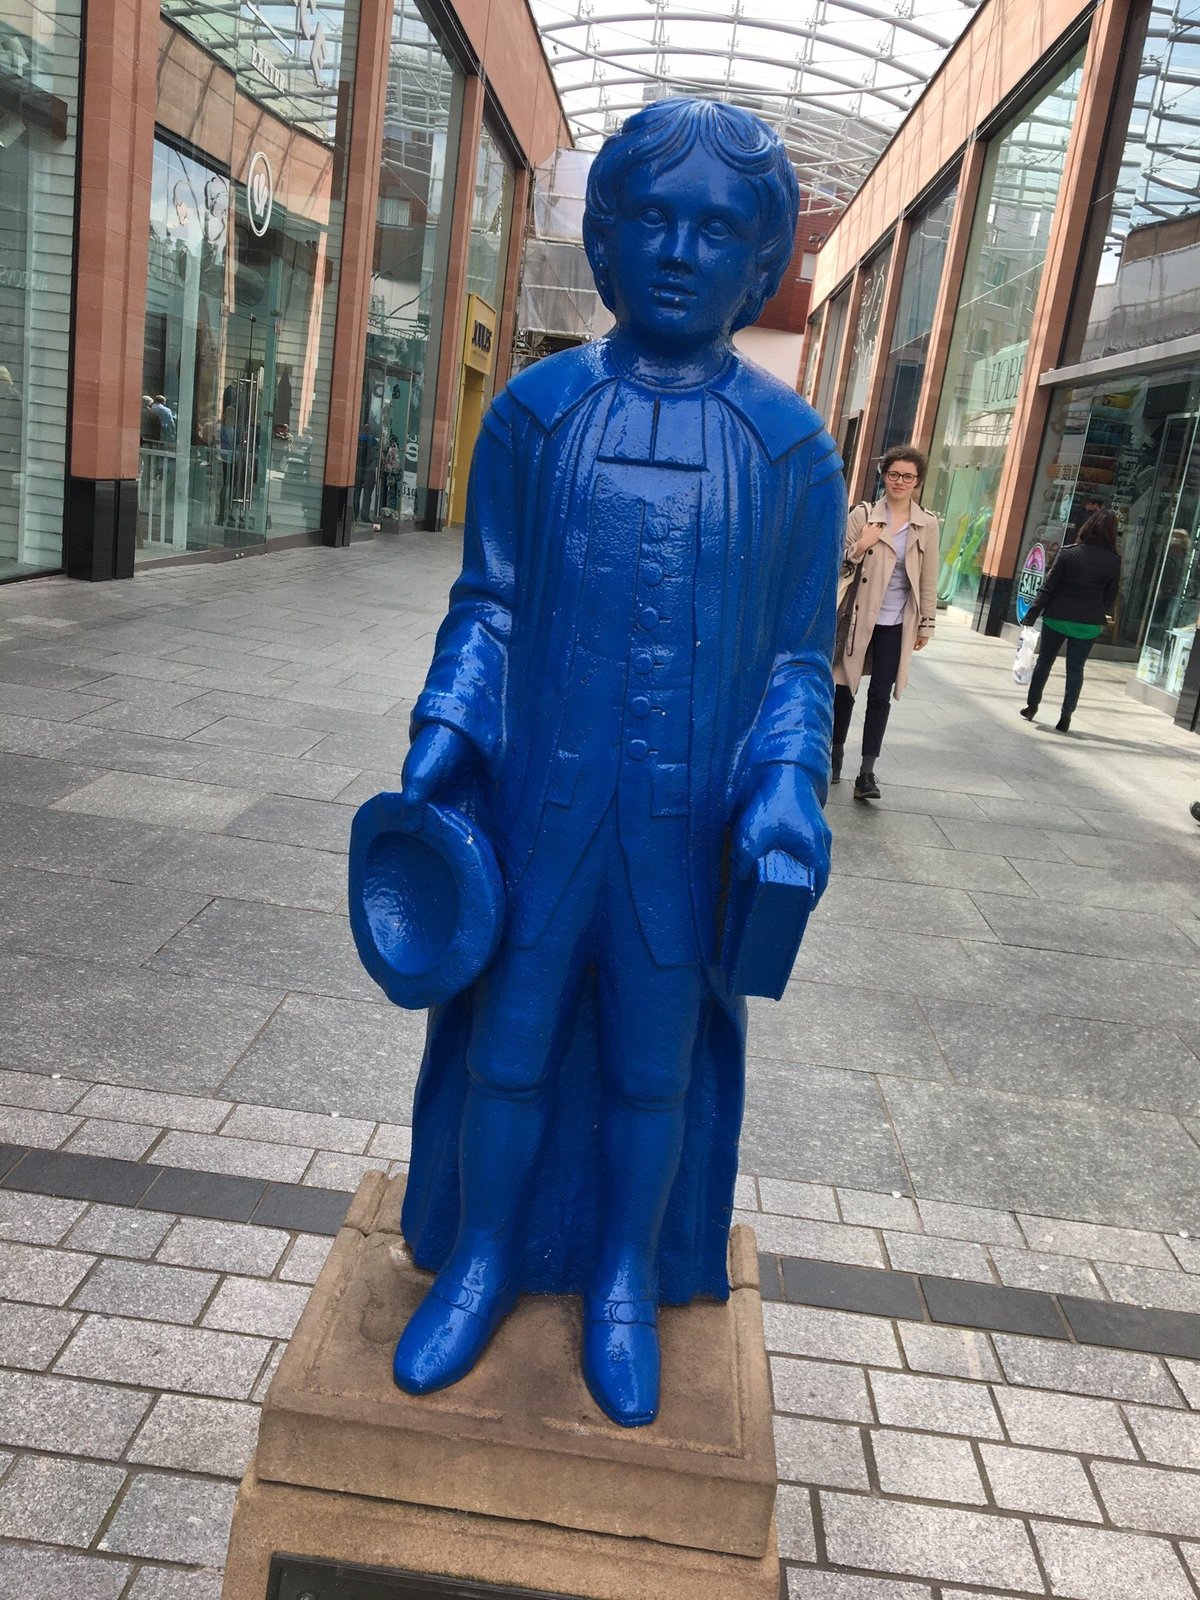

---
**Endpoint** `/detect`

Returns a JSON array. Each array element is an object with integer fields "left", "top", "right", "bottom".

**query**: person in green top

[{"left": 1020, "top": 510, "right": 1121, "bottom": 733}]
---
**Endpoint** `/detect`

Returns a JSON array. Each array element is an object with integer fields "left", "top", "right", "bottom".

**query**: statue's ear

[
  {"left": 583, "top": 222, "right": 617, "bottom": 314},
  {"left": 733, "top": 266, "right": 773, "bottom": 332}
]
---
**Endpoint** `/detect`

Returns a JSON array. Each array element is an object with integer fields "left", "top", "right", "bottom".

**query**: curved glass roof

[{"left": 530, "top": 0, "right": 981, "bottom": 203}]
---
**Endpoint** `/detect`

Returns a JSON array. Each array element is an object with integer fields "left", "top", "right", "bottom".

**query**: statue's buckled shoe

[
  {"left": 393, "top": 1276, "right": 516, "bottom": 1396},
  {"left": 582, "top": 1297, "right": 660, "bottom": 1428}
]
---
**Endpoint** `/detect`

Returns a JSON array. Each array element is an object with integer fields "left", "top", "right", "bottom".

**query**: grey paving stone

[
  {"left": 990, "top": 1244, "right": 1104, "bottom": 1299},
  {"left": 935, "top": 817, "right": 1071, "bottom": 862},
  {"left": 0, "top": 1190, "right": 86, "bottom": 1244},
  {"left": 0, "top": 1542, "right": 131, "bottom": 1600},
  {"left": 151, "top": 898, "right": 379, "bottom": 1003},
  {"left": 220, "top": 1102, "right": 374, "bottom": 1154},
  {"left": 832, "top": 807, "right": 957, "bottom": 852},
  {"left": 915, "top": 1198, "right": 1024, "bottom": 1247},
  {"left": 54, "top": 770, "right": 259, "bottom": 831},
  {"left": 0, "top": 1454, "right": 127, "bottom": 1545},
  {"left": 973, "top": 892, "right": 1200, "bottom": 967},
  {"left": 152, "top": 1130, "right": 313, "bottom": 1184},
  {"left": 736, "top": 1211, "right": 885, "bottom": 1268},
  {"left": 833, "top": 838, "right": 1034, "bottom": 896},
  {"left": 770, "top": 1355, "right": 874, "bottom": 1422},
  {"left": 1092, "top": 1460, "right": 1200, "bottom": 1537},
  {"left": 741, "top": 1060, "right": 908, "bottom": 1191},
  {"left": 761, "top": 1303, "right": 903, "bottom": 1368},
  {"left": 787, "top": 1576, "right": 933, "bottom": 1600},
  {"left": 922, "top": 999, "right": 1200, "bottom": 1115},
  {"left": 773, "top": 1416, "right": 869, "bottom": 1488},
  {"left": 0, "top": 1239, "right": 95, "bottom": 1305},
  {"left": 126, "top": 1569, "right": 223, "bottom": 1600},
  {"left": 55, "top": 1315, "right": 273, "bottom": 1400},
  {"left": 174, "top": 745, "right": 361, "bottom": 803},
  {"left": 224, "top": 791, "right": 354, "bottom": 852},
  {"left": 897, "top": 1323, "right": 1001, "bottom": 1382},
  {"left": 994, "top": 1335, "right": 1182, "bottom": 1406},
  {"left": 1032, "top": 1519, "right": 1196, "bottom": 1600},
  {"left": 1099, "top": 1261, "right": 1200, "bottom": 1314},
  {"left": 1123, "top": 1404, "right": 1200, "bottom": 1467},
  {"left": 757, "top": 1177, "right": 840, "bottom": 1221},
  {"left": 775, "top": 1484, "right": 817, "bottom": 1562},
  {"left": 995, "top": 1386, "right": 1136, "bottom": 1458},
  {"left": 155, "top": 1216, "right": 290, "bottom": 1276},
  {"left": 366, "top": 1122, "right": 413, "bottom": 1162},
  {"left": 1, "top": 953, "right": 282, "bottom": 1095},
  {"left": 66, "top": 1118, "right": 163, "bottom": 1160},
  {"left": 838, "top": 1189, "right": 921, "bottom": 1231},
  {"left": 202, "top": 1277, "right": 311, "bottom": 1338},
  {"left": 0, "top": 709, "right": 97, "bottom": 756},
  {"left": 73, "top": 1085, "right": 232, "bottom": 1133},
  {"left": 0, "top": 1066, "right": 91, "bottom": 1110},
  {"left": 820, "top": 1491, "right": 1041, "bottom": 1590},
  {"left": 1015, "top": 857, "right": 1200, "bottom": 917},
  {"left": 980, "top": 1442, "right": 1102, "bottom": 1522},
  {"left": 252, "top": 1340, "right": 286, "bottom": 1402},
  {"left": 1017, "top": 1216, "right": 1178, "bottom": 1269},
  {"left": 0, "top": 751, "right": 102, "bottom": 805},
  {"left": 65, "top": 728, "right": 212, "bottom": 777},
  {"left": 871, "top": 1429, "right": 986, "bottom": 1504},
  {"left": 64, "top": 1205, "right": 175, "bottom": 1259},
  {"left": 789, "top": 926, "right": 983, "bottom": 1004},
  {"left": 71, "top": 1258, "right": 218, "bottom": 1324},
  {"left": 0, "top": 1302, "right": 80, "bottom": 1370},
  {"left": 127, "top": 1393, "right": 260, "bottom": 1477},
  {"left": 221, "top": 993, "right": 428, "bottom": 1125},
  {"left": 868, "top": 1371, "right": 1002, "bottom": 1438},
  {"left": 883, "top": 1080, "right": 1200, "bottom": 1234},
  {"left": 99, "top": 1471, "right": 238, "bottom": 1565},
  {"left": 0, "top": 868, "right": 212, "bottom": 967},
  {"left": 121, "top": 829, "right": 349, "bottom": 914},
  {"left": 1171, "top": 1234, "right": 1200, "bottom": 1271},
  {"left": 0, "top": 1367, "right": 151, "bottom": 1454},
  {"left": 884, "top": 1233, "right": 994, "bottom": 1283},
  {"left": 812, "top": 874, "right": 996, "bottom": 939},
  {"left": 0, "top": 800, "right": 172, "bottom": 882},
  {"left": 734, "top": 1173, "right": 758, "bottom": 1210},
  {"left": 1168, "top": 1359, "right": 1200, "bottom": 1406},
  {"left": 75, "top": 700, "right": 225, "bottom": 739},
  {"left": 279, "top": 1233, "right": 333, "bottom": 1284},
  {"left": 0, "top": 1105, "right": 80, "bottom": 1147},
  {"left": 303, "top": 1150, "right": 392, "bottom": 1191},
  {"left": 190, "top": 716, "right": 327, "bottom": 758}
]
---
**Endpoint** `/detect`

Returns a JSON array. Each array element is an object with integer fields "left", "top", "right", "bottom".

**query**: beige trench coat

[{"left": 834, "top": 497, "right": 939, "bottom": 697}]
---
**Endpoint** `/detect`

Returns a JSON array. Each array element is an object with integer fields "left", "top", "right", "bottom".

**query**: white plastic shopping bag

[{"left": 1012, "top": 625, "right": 1039, "bottom": 686}]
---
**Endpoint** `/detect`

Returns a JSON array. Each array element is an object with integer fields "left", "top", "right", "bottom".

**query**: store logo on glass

[
  {"left": 247, "top": 152, "right": 274, "bottom": 238},
  {"left": 297, "top": 0, "right": 329, "bottom": 85}
]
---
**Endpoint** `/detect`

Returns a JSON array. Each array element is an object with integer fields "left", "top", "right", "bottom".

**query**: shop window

[
  {"left": 0, "top": 0, "right": 81, "bottom": 580},
  {"left": 926, "top": 53, "right": 1086, "bottom": 612},
  {"left": 812, "top": 283, "right": 849, "bottom": 428},
  {"left": 838, "top": 242, "right": 892, "bottom": 479},
  {"left": 800, "top": 306, "right": 823, "bottom": 400}
]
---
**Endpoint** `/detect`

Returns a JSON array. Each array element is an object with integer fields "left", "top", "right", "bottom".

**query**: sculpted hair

[{"left": 584, "top": 98, "right": 801, "bottom": 331}]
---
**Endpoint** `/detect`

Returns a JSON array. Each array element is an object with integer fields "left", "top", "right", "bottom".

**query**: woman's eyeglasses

[{"left": 884, "top": 470, "right": 919, "bottom": 483}]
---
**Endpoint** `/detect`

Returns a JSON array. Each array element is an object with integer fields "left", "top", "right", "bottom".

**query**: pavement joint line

[{"left": 1, "top": 1141, "right": 1198, "bottom": 1360}]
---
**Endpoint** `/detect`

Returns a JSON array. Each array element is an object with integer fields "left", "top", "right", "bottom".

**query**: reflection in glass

[
  {"left": 838, "top": 243, "right": 892, "bottom": 478},
  {"left": 355, "top": 0, "right": 460, "bottom": 528},
  {"left": 869, "top": 185, "right": 957, "bottom": 477},
  {"left": 0, "top": 0, "right": 81, "bottom": 579},
  {"left": 467, "top": 124, "right": 514, "bottom": 319},
  {"left": 1078, "top": 0, "right": 1200, "bottom": 360},
  {"left": 800, "top": 307, "right": 823, "bottom": 400},
  {"left": 926, "top": 54, "right": 1085, "bottom": 612},
  {"left": 812, "top": 284, "right": 849, "bottom": 429}
]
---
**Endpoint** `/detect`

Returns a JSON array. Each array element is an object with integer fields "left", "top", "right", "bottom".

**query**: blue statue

[{"left": 350, "top": 98, "right": 844, "bottom": 1428}]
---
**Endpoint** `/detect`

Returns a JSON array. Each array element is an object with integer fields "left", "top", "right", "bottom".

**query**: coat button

[
  {"left": 634, "top": 652, "right": 654, "bottom": 673},
  {"left": 630, "top": 695, "right": 651, "bottom": 717},
  {"left": 627, "top": 738, "right": 648, "bottom": 760},
  {"left": 641, "top": 562, "right": 663, "bottom": 586},
  {"left": 639, "top": 607, "right": 659, "bottom": 631}
]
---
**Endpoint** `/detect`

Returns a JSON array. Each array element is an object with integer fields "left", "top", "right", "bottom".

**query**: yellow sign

[{"left": 463, "top": 294, "right": 497, "bottom": 376}]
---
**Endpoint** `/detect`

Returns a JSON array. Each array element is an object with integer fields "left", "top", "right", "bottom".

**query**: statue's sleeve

[
  {"left": 411, "top": 396, "right": 517, "bottom": 764},
  {"left": 745, "top": 435, "right": 845, "bottom": 791}
]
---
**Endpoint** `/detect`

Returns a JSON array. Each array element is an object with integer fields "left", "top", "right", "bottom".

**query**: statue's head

[{"left": 584, "top": 98, "right": 800, "bottom": 356}]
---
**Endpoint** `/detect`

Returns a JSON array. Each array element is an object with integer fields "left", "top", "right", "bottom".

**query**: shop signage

[
  {"left": 462, "top": 294, "right": 497, "bottom": 376},
  {"left": 966, "top": 340, "right": 1027, "bottom": 418},
  {"left": 1015, "top": 542, "right": 1046, "bottom": 623},
  {"left": 297, "top": 0, "right": 330, "bottom": 86},
  {"left": 247, "top": 151, "right": 274, "bottom": 238},
  {"left": 250, "top": 46, "right": 286, "bottom": 94}
]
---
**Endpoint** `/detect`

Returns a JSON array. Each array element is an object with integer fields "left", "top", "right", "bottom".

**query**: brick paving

[{"left": 0, "top": 536, "right": 1198, "bottom": 1596}]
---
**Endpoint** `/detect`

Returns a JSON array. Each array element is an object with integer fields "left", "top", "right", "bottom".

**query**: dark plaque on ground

[{"left": 268, "top": 1555, "right": 569, "bottom": 1600}]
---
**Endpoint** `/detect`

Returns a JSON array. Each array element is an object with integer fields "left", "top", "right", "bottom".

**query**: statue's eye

[
  {"left": 703, "top": 218, "right": 733, "bottom": 241},
  {"left": 638, "top": 207, "right": 666, "bottom": 228}
]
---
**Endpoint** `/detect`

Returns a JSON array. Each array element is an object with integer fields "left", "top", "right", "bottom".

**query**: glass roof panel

[{"left": 530, "top": 0, "right": 982, "bottom": 203}]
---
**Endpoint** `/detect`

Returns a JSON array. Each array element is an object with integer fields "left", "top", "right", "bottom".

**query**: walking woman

[
  {"left": 1020, "top": 510, "right": 1121, "bottom": 732},
  {"left": 832, "top": 445, "right": 939, "bottom": 800}
]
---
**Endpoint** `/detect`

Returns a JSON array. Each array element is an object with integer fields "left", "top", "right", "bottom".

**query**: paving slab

[{"left": 741, "top": 1061, "right": 908, "bottom": 1191}]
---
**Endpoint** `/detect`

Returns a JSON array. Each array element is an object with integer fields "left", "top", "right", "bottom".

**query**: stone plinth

[{"left": 222, "top": 1173, "right": 780, "bottom": 1600}]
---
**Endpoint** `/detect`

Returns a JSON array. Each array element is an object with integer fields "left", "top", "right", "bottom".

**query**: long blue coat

[{"left": 401, "top": 338, "right": 844, "bottom": 1302}]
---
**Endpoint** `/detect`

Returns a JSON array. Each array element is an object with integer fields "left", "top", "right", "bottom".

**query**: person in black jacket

[{"left": 1020, "top": 510, "right": 1121, "bottom": 732}]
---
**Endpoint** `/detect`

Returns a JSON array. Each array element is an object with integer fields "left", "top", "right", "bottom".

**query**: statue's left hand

[{"left": 733, "top": 764, "right": 832, "bottom": 897}]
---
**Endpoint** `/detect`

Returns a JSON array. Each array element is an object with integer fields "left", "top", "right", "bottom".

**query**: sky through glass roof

[{"left": 530, "top": 0, "right": 982, "bottom": 203}]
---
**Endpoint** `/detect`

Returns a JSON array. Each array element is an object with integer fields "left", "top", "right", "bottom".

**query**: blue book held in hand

[{"left": 722, "top": 850, "right": 817, "bottom": 1001}]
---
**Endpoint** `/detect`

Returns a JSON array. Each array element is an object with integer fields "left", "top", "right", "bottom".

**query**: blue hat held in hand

[{"left": 348, "top": 795, "right": 504, "bottom": 1010}]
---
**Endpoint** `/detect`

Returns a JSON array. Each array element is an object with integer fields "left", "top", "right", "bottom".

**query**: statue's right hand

[{"left": 397, "top": 723, "right": 471, "bottom": 831}]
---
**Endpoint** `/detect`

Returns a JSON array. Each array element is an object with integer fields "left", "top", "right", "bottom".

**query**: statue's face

[{"left": 603, "top": 148, "right": 764, "bottom": 353}]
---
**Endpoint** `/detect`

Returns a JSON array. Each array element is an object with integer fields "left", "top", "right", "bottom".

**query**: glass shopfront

[
  {"left": 139, "top": 0, "right": 356, "bottom": 563},
  {"left": 800, "top": 305, "right": 823, "bottom": 399},
  {"left": 812, "top": 282, "right": 849, "bottom": 428},
  {"left": 869, "top": 184, "right": 957, "bottom": 470},
  {"left": 926, "top": 53, "right": 1085, "bottom": 612},
  {"left": 354, "top": 0, "right": 461, "bottom": 531},
  {"left": 837, "top": 241, "right": 891, "bottom": 478},
  {"left": 0, "top": 0, "right": 81, "bottom": 579}
]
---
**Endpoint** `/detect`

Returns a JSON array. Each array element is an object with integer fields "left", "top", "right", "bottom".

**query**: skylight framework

[{"left": 531, "top": 0, "right": 981, "bottom": 204}]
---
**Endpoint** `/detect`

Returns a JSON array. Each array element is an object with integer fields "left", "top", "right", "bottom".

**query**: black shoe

[
  {"left": 853, "top": 770, "right": 880, "bottom": 801},
  {"left": 1019, "top": 705, "right": 1036, "bottom": 721},
  {"left": 831, "top": 745, "right": 844, "bottom": 783},
  {"left": 1189, "top": 801, "right": 1199, "bottom": 824},
  {"left": 1055, "top": 716, "right": 1071, "bottom": 733}
]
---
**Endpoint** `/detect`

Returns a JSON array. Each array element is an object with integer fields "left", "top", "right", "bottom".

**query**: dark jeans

[
  {"left": 1026, "top": 625, "right": 1096, "bottom": 719},
  {"left": 832, "top": 621, "right": 904, "bottom": 769}
]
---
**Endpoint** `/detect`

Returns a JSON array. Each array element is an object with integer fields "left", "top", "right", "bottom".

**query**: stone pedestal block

[{"left": 222, "top": 1173, "right": 780, "bottom": 1600}]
